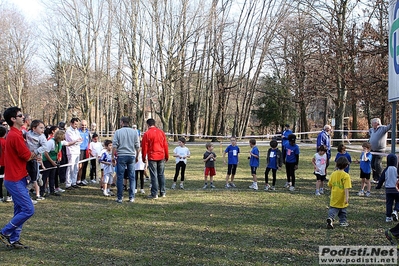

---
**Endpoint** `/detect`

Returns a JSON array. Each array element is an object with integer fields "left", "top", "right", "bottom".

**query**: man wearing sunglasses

[{"left": 0, "top": 107, "right": 37, "bottom": 249}]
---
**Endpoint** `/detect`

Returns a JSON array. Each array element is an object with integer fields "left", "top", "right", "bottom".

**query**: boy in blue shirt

[
  {"left": 248, "top": 138, "right": 259, "bottom": 190},
  {"left": 264, "top": 140, "right": 282, "bottom": 191},
  {"left": 284, "top": 134, "right": 300, "bottom": 191},
  {"left": 358, "top": 142, "right": 372, "bottom": 197},
  {"left": 223, "top": 137, "right": 240, "bottom": 188}
]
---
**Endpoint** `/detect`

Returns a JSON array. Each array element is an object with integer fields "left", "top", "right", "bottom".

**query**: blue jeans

[
  {"left": 148, "top": 160, "right": 166, "bottom": 196},
  {"left": 328, "top": 207, "right": 347, "bottom": 224},
  {"left": 116, "top": 156, "right": 136, "bottom": 201},
  {"left": 1, "top": 177, "right": 35, "bottom": 243}
]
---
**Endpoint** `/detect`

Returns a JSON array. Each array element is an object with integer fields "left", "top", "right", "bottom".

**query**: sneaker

[
  {"left": 37, "top": 175, "right": 43, "bottom": 186},
  {"left": 252, "top": 184, "right": 258, "bottom": 190},
  {"left": 55, "top": 187, "right": 65, "bottom": 193},
  {"left": 202, "top": 184, "right": 208, "bottom": 189},
  {"left": 340, "top": 222, "right": 349, "bottom": 227},
  {"left": 116, "top": 199, "right": 123, "bottom": 203},
  {"left": 229, "top": 183, "right": 236, "bottom": 188},
  {"left": 26, "top": 182, "right": 34, "bottom": 190},
  {"left": 248, "top": 183, "right": 255, "bottom": 189},
  {"left": 0, "top": 232, "right": 11, "bottom": 247},
  {"left": 140, "top": 189, "right": 145, "bottom": 194},
  {"left": 10, "top": 240, "right": 29, "bottom": 249},
  {"left": 289, "top": 186, "right": 295, "bottom": 191},
  {"left": 284, "top": 182, "right": 290, "bottom": 188},
  {"left": 129, "top": 198, "right": 135, "bottom": 203},
  {"left": 81, "top": 180, "right": 88, "bottom": 185},
  {"left": 134, "top": 189, "right": 137, "bottom": 194},
  {"left": 327, "top": 218, "right": 334, "bottom": 229},
  {"left": 264, "top": 185, "right": 270, "bottom": 191},
  {"left": 31, "top": 199, "right": 37, "bottom": 205},
  {"left": 5, "top": 196, "right": 12, "bottom": 202},
  {"left": 49, "top": 192, "right": 61, "bottom": 196},
  {"left": 319, "top": 188, "right": 324, "bottom": 194},
  {"left": 160, "top": 194, "right": 166, "bottom": 198},
  {"left": 225, "top": 183, "right": 231, "bottom": 189},
  {"left": 210, "top": 184, "right": 215, "bottom": 188},
  {"left": 180, "top": 183, "right": 184, "bottom": 189},
  {"left": 393, "top": 210, "right": 398, "bottom": 222},
  {"left": 385, "top": 229, "right": 397, "bottom": 245},
  {"left": 35, "top": 196, "right": 45, "bottom": 201},
  {"left": 171, "top": 183, "right": 176, "bottom": 189},
  {"left": 90, "top": 179, "right": 97, "bottom": 184},
  {"left": 65, "top": 186, "right": 74, "bottom": 190},
  {"left": 147, "top": 195, "right": 158, "bottom": 199},
  {"left": 358, "top": 190, "right": 364, "bottom": 196},
  {"left": 103, "top": 192, "right": 111, "bottom": 197},
  {"left": 72, "top": 184, "right": 81, "bottom": 189},
  {"left": 270, "top": 186, "right": 275, "bottom": 191},
  {"left": 315, "top": 191, "right": 321, "bottom": 196},
  {"left": 365, "top": 191, "right": 371, "bottom": 197},
  {"left": 386, "top": 217, "right": 393, "bottom": 222}
]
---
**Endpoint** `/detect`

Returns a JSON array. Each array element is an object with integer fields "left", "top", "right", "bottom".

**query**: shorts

[
  {"left": 227, "top": 164, "right": 237, "bottom": 175},
  {"left": 103, "top": 172, "right": 114, "bottom": 184},
  {"left": 314, "top": 172, "right": 326, "bottom": 181},
  {"left": 204, "top": 167, "right": 216, "bottom": 177},
  {"left": 250, "top": 166, "right": 257, "bottom": 175},
  {"left": 360, "top": 169, "right": 371, "bottom": 180}
]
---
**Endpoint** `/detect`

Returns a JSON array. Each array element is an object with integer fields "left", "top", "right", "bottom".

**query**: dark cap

[
  {"left": 58, "top": 121, "right": 66, "bottom": 129},
  {"left": 285, "top": 124, "right": 290, "bottom": 128},
  {"left": 288, "top": 134, "right": 296, "bottom": 141}
]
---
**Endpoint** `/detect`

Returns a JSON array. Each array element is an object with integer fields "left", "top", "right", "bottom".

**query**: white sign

[{"left": 389, "top": 0, "right": 399, "bottom": 102}]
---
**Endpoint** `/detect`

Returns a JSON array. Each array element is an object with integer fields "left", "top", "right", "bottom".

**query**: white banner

[{"left": 389, "top": 0, "right": 399, "bottom": 102}]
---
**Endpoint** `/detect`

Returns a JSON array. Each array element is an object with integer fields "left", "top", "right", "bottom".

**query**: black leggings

[
  {"left": 285, "top": 162, "right": 296, "bottom": 186},
  {"left": 135, "top": 170, "right": 144, "bottom": 189},
  {"left": 173, "top": 161, "right": 186, "bottom": 182},
  {"left": 265, "top": 167, "right": 277, "bottom": 186}
]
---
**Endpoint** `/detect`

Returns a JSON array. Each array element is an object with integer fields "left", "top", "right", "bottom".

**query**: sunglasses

[
  {"left": 2, "top": 124, "right": 7, "bottom": 126},
  {"left": 16, "top": 114, "right": 23, "bottom": 118}
]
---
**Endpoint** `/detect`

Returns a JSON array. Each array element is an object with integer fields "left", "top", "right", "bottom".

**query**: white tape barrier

[{"left": 38, "top": 157, "right": 96, "bottom": 172}]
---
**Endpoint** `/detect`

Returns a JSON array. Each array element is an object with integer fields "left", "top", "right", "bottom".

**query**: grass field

[{"left": 0, "top": 141, "right": 395, "bottom": 265}]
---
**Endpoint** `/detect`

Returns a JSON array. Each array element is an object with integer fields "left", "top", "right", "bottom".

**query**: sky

[{"left": 7, "top": 0, "right": 43, "bottom": 20}]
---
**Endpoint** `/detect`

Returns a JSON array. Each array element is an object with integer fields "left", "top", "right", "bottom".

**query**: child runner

[
  {"left": 135, "top": 148, "right": 147, "bottom": 194},
  {"left": 312, "top": 145, "right": 327, "bottom": 196},
  {"left": 264, "top": 139, "right": 282, "bottom": 191},
  {"left": 223, "top": 137, "right": 240, "bottom": 188},
  {"left": 358, "top": 142, "right": 372, "bottom": 197},
  {"left": 284, "top": 134, "right": 300, "bottom": 191},
  {"left": 376, "top": 154, "right": 399, "bottom": 222},
  {"left": 327, "top": 156, "right": 351, "bottom": 229},
  {"left": 334, "top": 144, "right": 352, "bottom": 173},
  {"left": 248, "top": 138, "right": 259, "bottom": 190},
  {"left": 100, "top": 140, "right": 114, "bottom": 197},
  {"left": 203, "top": 142, "right": 216, "bottom": 189},
  {"left": 89, "top": 133, "right": 103, "bottom": 183},
  {"left": 171, "top": 137, "right": 190, "bottom": 190},
  {"left": 26, "top": 120, "right": 47, "bottom": 201}
]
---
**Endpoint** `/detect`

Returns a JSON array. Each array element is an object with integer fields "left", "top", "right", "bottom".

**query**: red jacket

[
  {"left": 141, "top": 126, "right": 169, "bottom": 161},
  {"left": 4, "top": 127, "right": 31, "bottom": 181}
]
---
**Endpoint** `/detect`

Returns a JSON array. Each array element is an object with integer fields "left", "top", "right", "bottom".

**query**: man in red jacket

[
  {"left": 141, "top": 118, "right": 169, "bottom": 199},
  {"left": 0, "top": 107, "right": 36, "bottom": 249}
]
